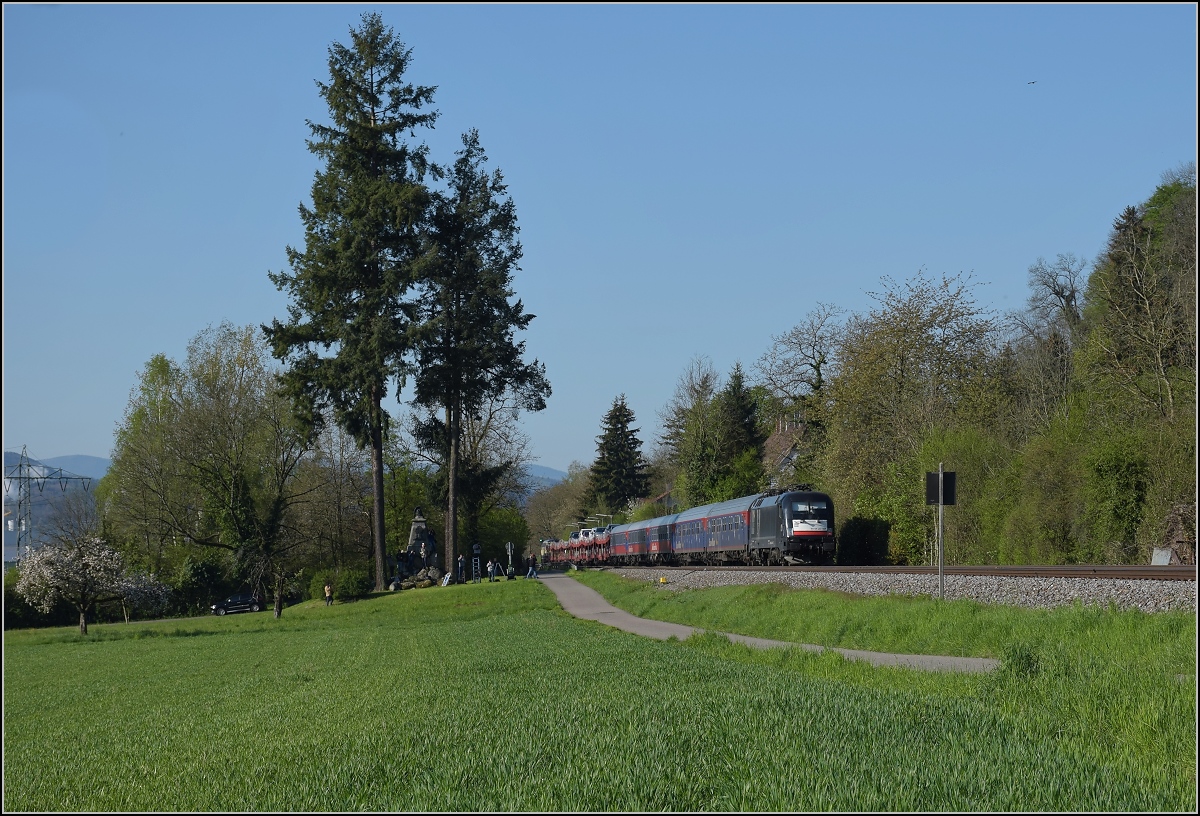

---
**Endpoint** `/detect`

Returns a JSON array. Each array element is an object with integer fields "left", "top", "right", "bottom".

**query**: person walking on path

[
  {"left": 526, "top": 556, "right": 539, "bottom": 580},
  {"left": 324, "top": 583, "right": 333, "bottom": 606}
]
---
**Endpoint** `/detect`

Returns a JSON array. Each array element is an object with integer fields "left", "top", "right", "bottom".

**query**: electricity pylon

[{"left": 3, "top": 446, "right": 93, "bottom": 564}]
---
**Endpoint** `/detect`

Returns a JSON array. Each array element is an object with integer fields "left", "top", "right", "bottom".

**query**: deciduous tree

[
  {"left": 523, "top": 462, "right": 592, "bottom": 549},
  {"left": 1002, "top": 253, "right": 1088, "bottom": 435},
  {"left": 754, "top": 301, "right": 844, "bottom": 410},
  {"left": 658, "top": 359, "right": 769, "bottom": 505},
  {"left": 822, "top": 270, "right": 1000, "bottom": 563},
  {"left": 105, "top": 323, "right": 312, "bottom": 616},
  {"left": 402, "top": 393, "right": 535, "bottom": 559}
]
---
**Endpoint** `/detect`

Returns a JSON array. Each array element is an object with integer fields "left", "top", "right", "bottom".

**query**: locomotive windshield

[{"left": 790, "top": 500, "right": 829, "bottom": 519}]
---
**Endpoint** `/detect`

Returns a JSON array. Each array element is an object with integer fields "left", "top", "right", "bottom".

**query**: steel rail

[{"left": 626, "top": 564, "right": 1197, "bottom": 581}]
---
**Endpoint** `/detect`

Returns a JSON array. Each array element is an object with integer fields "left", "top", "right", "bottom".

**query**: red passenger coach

[{"left": 608, "top": 524, "right": 631, "bottom": 560}]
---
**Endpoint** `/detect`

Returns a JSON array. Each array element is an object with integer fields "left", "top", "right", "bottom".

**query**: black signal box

[{"left": 925, "top": 471, "right": 956, "bottom": 506}]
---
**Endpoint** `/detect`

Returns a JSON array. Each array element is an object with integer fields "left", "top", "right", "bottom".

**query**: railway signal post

[{"left": 925, "top": 464, "right": 957, "bottom": 600}]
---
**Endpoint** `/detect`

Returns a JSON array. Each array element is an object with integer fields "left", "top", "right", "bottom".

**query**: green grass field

[{"left": 3, "top": 572, "right": 1195, "bottom": 812}]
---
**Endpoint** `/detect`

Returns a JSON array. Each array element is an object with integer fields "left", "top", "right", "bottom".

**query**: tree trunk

[
  {"left": 274, "top": 571, "right": 284, "bottom": 618},
  {"left": 446, "top": 401, "right": 459, "bottom": 580},
  {"left": 79, "top": 608, "right": 88, "bottom": 635},
  {"left": 371, "top": 384, "right": 387, "bottom": 592}
]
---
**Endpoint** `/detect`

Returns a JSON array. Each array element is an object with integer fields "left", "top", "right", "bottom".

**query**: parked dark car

[{"left": 211, "top": 592, "right": 264, "bottom": 616}]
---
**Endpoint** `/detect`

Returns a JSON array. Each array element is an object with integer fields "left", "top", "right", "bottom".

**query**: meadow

[{"left": 3, "top": 571, "right": 1195, "bottom": 812}]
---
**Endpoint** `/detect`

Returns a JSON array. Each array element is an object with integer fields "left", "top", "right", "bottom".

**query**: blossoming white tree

[
  {"left": 116, "top": 570, "right": 172, "bottom": 624},
  {"left": 16, "top": 537, "right": 170, "bottom": 634}
]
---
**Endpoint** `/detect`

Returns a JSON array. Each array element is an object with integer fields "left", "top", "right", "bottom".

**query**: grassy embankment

[{"left": 3, "top": 571, "right": 1194, "bottom": 811}]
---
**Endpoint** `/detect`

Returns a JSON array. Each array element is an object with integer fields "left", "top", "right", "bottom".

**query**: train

[{"left": 540, "top": 487, "right": 835, "bottom": 568}]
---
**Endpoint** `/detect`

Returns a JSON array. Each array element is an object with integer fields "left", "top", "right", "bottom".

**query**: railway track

[{"left": 623, "top": 564, "right": 1197, "bottom": 581}]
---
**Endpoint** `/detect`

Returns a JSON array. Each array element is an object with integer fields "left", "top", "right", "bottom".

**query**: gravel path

[
  {"left": 608, "top": 568, "right": 1197, "bottom": 613},
  {"left": 541, "top": 574, "right": 1000, "bottom": 672}
]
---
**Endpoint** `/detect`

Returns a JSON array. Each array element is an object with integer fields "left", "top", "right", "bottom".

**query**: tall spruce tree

[
  {"left": 711, "top": 363, "right": 767, "bottom": 499},
  {"left": 263, "top": 13, "right": 437, "bottom": 591},
  {"left": 410, "top": 130, "right": 549, "bottom": 575},
  {"left": 668, "top": 362, "right": 768, "bottom": 505},
  {"left": 715, "top": 364, "right": 766, "bottom": 457},
  {"left": 587, "top": 395, "right": 650, "bottom": 513}
]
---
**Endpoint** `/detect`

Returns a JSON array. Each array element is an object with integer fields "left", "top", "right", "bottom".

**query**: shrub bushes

[
  {"left": 307, "top": 567, "right": 374, "bottom": 603},
  {"left": 336, "top": 567, "right": 372, "bottom": 599}
]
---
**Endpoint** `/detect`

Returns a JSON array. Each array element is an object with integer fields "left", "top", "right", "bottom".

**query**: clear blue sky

[{"left": 3, "top": 3, "right": 1196, "bottom": 473}]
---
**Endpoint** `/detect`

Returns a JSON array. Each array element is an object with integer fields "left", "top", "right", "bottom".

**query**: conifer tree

[
  {"left": 715, "top": 363, "right": 766, "bottom": 457},
  {"left": 666, "top": 362, "right": 767, "bottom": 505},
  {"left": 264, "top": 13, "right": 437, "bottom": 591},
  {"left": 410, "top": 130, "right": 549, "bottom": 574},
  {"left": 711, "top": 363, "right": 768, "bottom": 499},
  {"left": 587, "top": 395, "right": 650, "bottom": 513}
]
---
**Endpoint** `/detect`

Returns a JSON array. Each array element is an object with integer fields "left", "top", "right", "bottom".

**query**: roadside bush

[
  {"left": 1082, "top": 431, "right": 1149, "bottom": 562},
  {"left": 334, "top": 567, "right": 372, "bottom": 600}
]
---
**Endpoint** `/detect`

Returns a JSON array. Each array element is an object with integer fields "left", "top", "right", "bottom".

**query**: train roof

[
  {"left": 611, "top": 512, "right": 679, "bottom": 534},
  {"left": 674, "top": 492, "right": 765, "bottom": 523}
]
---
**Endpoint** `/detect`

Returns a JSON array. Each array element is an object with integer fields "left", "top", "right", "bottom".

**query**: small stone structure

[
  {"left": 392, "top": 566, "right": 444, "bottom": 591},
  {"left": 390, "top": 507, "right": 443, "bottom": 590}
]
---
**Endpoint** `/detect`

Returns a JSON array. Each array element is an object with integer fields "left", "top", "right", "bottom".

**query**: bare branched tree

[
  {"left": 754, "top": 302, "right": 845, "bottom": 408},
  {"left": 1021, "top": 253, "right": 1087, "bottom": 344}
]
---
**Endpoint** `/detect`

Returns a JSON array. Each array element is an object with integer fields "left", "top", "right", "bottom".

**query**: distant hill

[
  {"left": 526, "top": 465, "right": 567, "bottom": 492},
  {"left": 3, "top": 452, "right": 111, "bottom": 480},
  {"left": 39, "top": 455, "right": 112, "bottom": 480}
]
